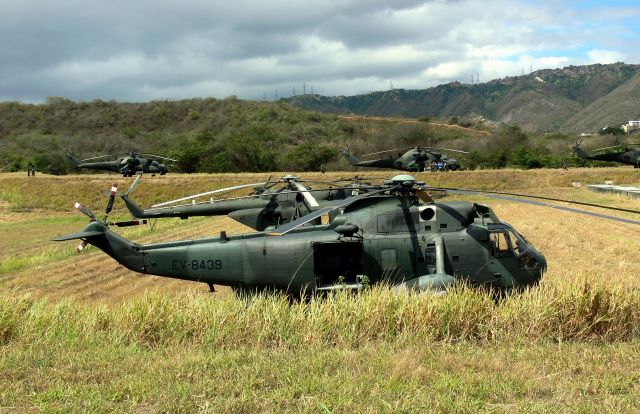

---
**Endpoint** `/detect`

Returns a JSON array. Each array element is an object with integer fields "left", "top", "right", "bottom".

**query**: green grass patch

[{"left": 1, "top": 288, "right": 640, "bottom": 412}]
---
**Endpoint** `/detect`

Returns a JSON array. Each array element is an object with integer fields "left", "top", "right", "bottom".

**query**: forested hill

[
  {"left": 0, "top": 92, "right": 633, "bottom": 175},
  {"left": 0, "top": 97, "right": 502, "bottom": 174},
  {"left": 286, "top": 63, "right": 640, "bottom": 133}
]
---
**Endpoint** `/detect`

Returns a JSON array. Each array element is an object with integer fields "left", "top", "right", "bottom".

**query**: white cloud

[
  {"left": 586, "top": 49, "right": 626, "bottom": 64},
  {"left": 0, "top": 0, "right": 637, "bottom": 102}
]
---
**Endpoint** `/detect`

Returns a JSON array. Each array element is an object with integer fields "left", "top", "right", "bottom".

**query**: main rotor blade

[
  {"left": 290, "top": 181, "right": 320, "bottom": 208},
  {"left": 151, "top": 182, "right": 267, "bottom": 207},
  {"left": 430, "top": 147, "right": 469, "bottom": 154},
  {"left": 436, "top": 187, "right": 640, "bottom": 226},
  {"left": 361, "top": 148, "right": 408, "bottom": 157},
  {"left": 306, "top": 176, "right": 371, "bottom": 185},
  {"left": 126, "top": 175, "right": 142, "bottom": 195},
  {"left": 80, "top": 154, "right": 121, "bottom": 162},
  {"left": 267, "top": 188, "right": 389, "bottom": 236},
  {"left": 139, "top": 153, "right": 178, "bottom": 162},
  {"left": 147, "top": 185, "right": 385, "bottom": 210}
]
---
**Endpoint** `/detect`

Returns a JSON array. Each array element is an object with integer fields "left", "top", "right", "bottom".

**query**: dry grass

[{"left": 1, "top": 168, "right": 640, "bottom": 412}]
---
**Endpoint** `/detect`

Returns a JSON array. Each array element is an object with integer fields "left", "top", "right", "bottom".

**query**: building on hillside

[{"left": 623, "top": 120, "right": 640, "bottom": 134}]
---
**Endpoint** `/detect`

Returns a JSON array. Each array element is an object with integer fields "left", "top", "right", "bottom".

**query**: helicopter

[
  {"left": 66, "top": 151, "right": 176, "bottom": 176},
  {"left": 54, "top": 174, "right": 640, "bottom": 296},
  {"left": 120, "top": 175, "right": 379, "bottom": 231},
  {"left": 341, "top": 145, "right": 468, "bottom": 172},
  {"left": 572, "top": 141, "right": 640, "bottom": 168}
]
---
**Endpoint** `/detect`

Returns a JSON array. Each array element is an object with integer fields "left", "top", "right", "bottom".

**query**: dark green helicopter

[
  {"left": 341, "top": 145, "right": 467, "bottom": 172},
  {"left": 120, "top": 175, "right": 377, "bottom": 231},
  {"left": 67, "top": 151, "right": 176, "bottom": 176},
  {"left": 572, "top": 141, "right": 640, "bottom": 167},
  {"left": 54, "top": 175, "right": 640, "bottom": 295}
]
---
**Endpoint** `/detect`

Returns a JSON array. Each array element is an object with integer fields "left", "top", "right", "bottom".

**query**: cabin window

[{"left": 380, "top": 248, "right": 397, "bottom": 270}]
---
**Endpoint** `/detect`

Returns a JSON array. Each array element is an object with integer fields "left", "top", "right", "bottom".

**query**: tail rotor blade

[
  {"left": 103, "top": 183, "right": 118, "bottom": 221},
  {"left": 74, "top": 202, "right": 97, "bottom": 220},
  {"left": 111, "top": 219, "right": 148, "bottom": 227},
  {"left": 76, "top": 240, "right": 87, "bottom": 253}
]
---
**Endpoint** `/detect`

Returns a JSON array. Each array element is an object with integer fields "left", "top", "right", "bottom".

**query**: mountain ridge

[{"left": 286, "top": 63, "right": 640, "bottom": 133}]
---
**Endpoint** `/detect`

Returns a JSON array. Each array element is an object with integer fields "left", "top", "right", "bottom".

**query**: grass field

[{"left": 1, "top": 168, "right": 639, "bottom": 412}]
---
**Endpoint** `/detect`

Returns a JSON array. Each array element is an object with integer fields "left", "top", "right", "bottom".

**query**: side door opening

[{"left": 313, "top": 241, "right": 363, "bottom": 287}]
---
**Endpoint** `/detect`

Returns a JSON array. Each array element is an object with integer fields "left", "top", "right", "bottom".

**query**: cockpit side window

[
  {"left": 489, "top": 231, "right": 512, "bottom": 257},
  {"left": 489, "top": 230, "right": 528, "bottom": 258},
  {"left": 508, "top": 231, "right": 524, "bottom": 257}
]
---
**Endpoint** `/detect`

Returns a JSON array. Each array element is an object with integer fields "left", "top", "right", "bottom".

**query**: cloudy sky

[{"left": 1, "top": 0, "right": 639, "bottom": 102}]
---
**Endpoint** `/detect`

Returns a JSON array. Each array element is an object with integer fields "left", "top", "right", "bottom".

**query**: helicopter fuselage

[
  {"left": 74, "top": 157, "right": 168, "bottom": 175},
  {"left": 72, "top": 196, "right": 546, "bottom": 294},
  {"left": 574, "top": 146, "right": 640, "bottom": 168}
]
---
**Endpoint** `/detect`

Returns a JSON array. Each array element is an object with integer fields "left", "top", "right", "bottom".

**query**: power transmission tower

[{"left": 303, "top": 82, "right": 306, "bottom": 95}]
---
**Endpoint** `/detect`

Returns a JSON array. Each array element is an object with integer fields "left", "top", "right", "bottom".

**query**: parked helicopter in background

[
  {"left": 572, "top": 141, "right": 640, "bottom": 167},
  {"left": 67, "top": 151, "right": 176, "bottom": 176},
  {"left": 120, "top": 175, "right": 382, "bottom": 231},
  {"left": 55, "top": 174, "right": 640, "bottom": 296},
  {"left": 341, "top": 145, "right": 467, "bottom": 172}
]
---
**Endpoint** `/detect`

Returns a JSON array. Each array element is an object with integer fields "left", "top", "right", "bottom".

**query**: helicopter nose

[{"left": 528, "top": 250, "right": 547, "bottom": 281}]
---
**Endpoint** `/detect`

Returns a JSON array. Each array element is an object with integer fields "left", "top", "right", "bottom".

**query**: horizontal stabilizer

[{"left": 53, "top": 230, "right": 104, "bottom": 242}]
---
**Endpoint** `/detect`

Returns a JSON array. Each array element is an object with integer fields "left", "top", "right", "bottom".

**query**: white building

[{"left": 623, "top": 120, "right": 640, "bottom": 133}]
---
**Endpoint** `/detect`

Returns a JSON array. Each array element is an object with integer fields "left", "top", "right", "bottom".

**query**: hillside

[
  {"left": 1, "top": 91, "right": 636, "bottom": 175},
  {"left": 287, "top": 63, "right": 640, "bottom": 133},
  {"left": 564, "top": 71, "right": 640, "bottom": 132},
  {"left": 0, "top": 97, "right": 565, "bottom": 175}
]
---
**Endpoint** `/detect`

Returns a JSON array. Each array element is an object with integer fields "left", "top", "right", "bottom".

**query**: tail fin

[
  {"left": 66, "top": 152, "right": 82, "bottom": 167},
  {"left": 340, "top": 147, "right": 360, "bottom": 166},
  {"left": 121, "top": 195, "right": 147, "bottom": 218},
  {"left": 53, "top": 229, "right": 105, "bottom": 241},
  {"left": 53, "top": 221, "right": 108, "bottom": 253},
  {"left": 572, "top": 145, "right": 590, "bottom": 160}
]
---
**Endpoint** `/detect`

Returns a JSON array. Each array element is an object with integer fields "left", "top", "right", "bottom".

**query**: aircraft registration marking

[{"left": 172, "top": 259, "right": 223, "bottom": 271}]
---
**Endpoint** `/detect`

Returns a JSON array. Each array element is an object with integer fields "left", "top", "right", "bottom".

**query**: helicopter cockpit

[{"left": 487, "top": 222, "right": 545, "bottom": 272}]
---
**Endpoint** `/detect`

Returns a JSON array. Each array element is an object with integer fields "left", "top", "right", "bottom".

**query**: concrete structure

[{"left": 587, "top": 184, "right": 640, "bottom": 199}]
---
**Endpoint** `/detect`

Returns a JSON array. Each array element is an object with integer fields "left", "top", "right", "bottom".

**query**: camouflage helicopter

[
  {"left": 572, "top": 141, "right": 640, "bottom": 168},
  {"left": 341, "top": 145, "right": 467, "bottom": 172},
  {"left": 54, "top": 175, "right": 640, "bottom": 296},
  {"left": 67, "top": 151, "right": 176, "bottom": 176},
  {"left": 120, "top": 175, "right": 378, "bottom": 231}
]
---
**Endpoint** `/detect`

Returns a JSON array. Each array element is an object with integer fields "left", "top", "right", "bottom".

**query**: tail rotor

[{"left": 73, "top": 180, "right": 148, "bottom": 252}]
